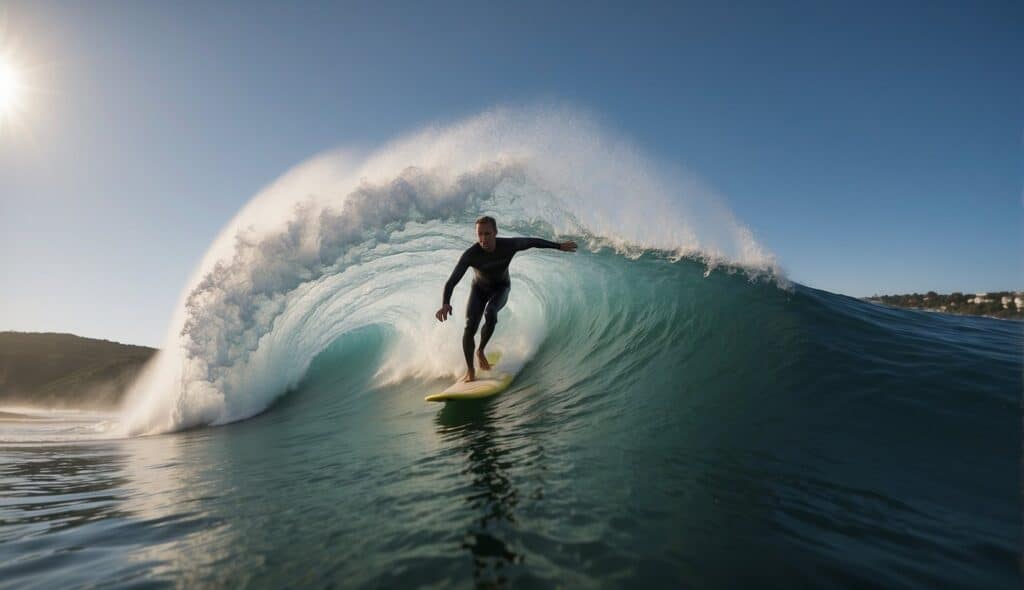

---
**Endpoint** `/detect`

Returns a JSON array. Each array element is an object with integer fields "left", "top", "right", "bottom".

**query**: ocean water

[{"left": 1, "top": 110, "right": 1020, "bottom": 588}]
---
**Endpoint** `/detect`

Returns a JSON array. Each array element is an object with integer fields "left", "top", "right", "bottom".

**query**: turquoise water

[
  {"left": 2, "top": 111, "right": 1020, "bottom": 587},
  {"left": 1, "top": 253, "right": 1019, "bottom": 588}
]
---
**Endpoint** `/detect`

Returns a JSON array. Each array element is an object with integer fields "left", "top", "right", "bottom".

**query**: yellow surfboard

[{"left": 425, "top": 352, "right": 514, "bottom": 402}]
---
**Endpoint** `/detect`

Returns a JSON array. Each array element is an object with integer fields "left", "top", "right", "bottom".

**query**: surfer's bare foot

[
  {"left": 476, "top": 350, "right": 491, "bottom": 371},
  {"left": 461, "top": 370, "right": 476, "bottom": 383}
]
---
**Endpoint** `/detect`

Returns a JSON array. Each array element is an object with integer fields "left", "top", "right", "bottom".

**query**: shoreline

[
  {"left": 863, "top": 290, "right": 1023, "bottom": 321},
  {"left": 863, "top": 302, "right": 1024, "bottom": 322}
]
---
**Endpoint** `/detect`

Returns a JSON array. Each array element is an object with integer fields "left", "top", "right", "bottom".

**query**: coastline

[{"left": 863, "top": 290, "right": 1024, "bottom": 320}]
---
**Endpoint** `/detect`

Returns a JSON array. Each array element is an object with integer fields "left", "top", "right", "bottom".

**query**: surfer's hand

[
  {"left": 560, "top": 241, "right": 577, "bottom": 252},
  {"left": 436, "top": 304, "right": 453, "bottom": 322}
]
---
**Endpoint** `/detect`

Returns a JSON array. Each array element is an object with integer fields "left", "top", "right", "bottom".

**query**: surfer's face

[{"left": 476, "top": 222, "right": 496, "bottom": 252}]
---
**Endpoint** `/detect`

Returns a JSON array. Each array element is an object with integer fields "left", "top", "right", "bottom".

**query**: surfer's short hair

[{"left": 475, "top": 216, "right": 497, "bottom": 231}]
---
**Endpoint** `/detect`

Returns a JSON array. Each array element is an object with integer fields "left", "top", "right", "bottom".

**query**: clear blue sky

[{"left": 1, "top": 1, "right": 1020, "bottom": 347}]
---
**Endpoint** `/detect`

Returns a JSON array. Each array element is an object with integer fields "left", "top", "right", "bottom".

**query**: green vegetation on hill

[
  {"left": 865, "top": 291, "right": 1024, "bottom": 319},
  {"left": 0, "top": 332, "right": 156, "bottom": 409}
]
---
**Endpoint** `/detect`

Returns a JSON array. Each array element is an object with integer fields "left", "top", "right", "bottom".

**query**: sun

[{"left": 0, "top": 54, "right": 24, "bottom": 121}]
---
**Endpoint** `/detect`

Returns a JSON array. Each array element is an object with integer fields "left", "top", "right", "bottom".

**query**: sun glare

[{"left": 0, "top": 55, "right": 24, "bottom": 120}]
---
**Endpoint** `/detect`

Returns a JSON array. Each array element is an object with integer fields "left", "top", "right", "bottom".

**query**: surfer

[{"left": 436, "top": 216, "right": 577, "bottom": 382}]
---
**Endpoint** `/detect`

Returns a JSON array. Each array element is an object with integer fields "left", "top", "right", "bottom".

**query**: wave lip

[{"left": 119, "top": 106, "right": 781, "bottom": 436}]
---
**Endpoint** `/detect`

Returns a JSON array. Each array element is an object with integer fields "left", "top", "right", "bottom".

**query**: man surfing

[{"left": 435, "top": 216, "right": 577, "bottom": 382}]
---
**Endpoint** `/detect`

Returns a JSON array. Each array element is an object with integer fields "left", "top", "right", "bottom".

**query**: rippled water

[{"left": 2, "top": 258, "right": 1020, "bottom": 588}]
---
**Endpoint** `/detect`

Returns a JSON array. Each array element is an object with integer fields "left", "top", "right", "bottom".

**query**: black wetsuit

[{"left": 443, "top": 237, "right": 561, "bottom": 370}]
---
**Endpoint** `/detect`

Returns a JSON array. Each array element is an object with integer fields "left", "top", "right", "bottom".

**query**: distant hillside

[
  {"left": 0, "top": 332, "right": 157, "bottom": 410},
  {"left": 865, "top": 291, "right": 1024, "bottom": 319}
]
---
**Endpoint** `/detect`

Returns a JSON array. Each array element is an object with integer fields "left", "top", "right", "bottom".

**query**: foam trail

[{"left": 120, "top": 106, "right": 781, "bottom": 435}]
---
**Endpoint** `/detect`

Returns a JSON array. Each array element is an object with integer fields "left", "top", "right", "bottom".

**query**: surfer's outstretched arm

[
  {"left": 436, "top": 253, "right": 470, "bottom": 322},
  {"left": 511, "top": 237, "right": 578, "bottom": 253}
]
